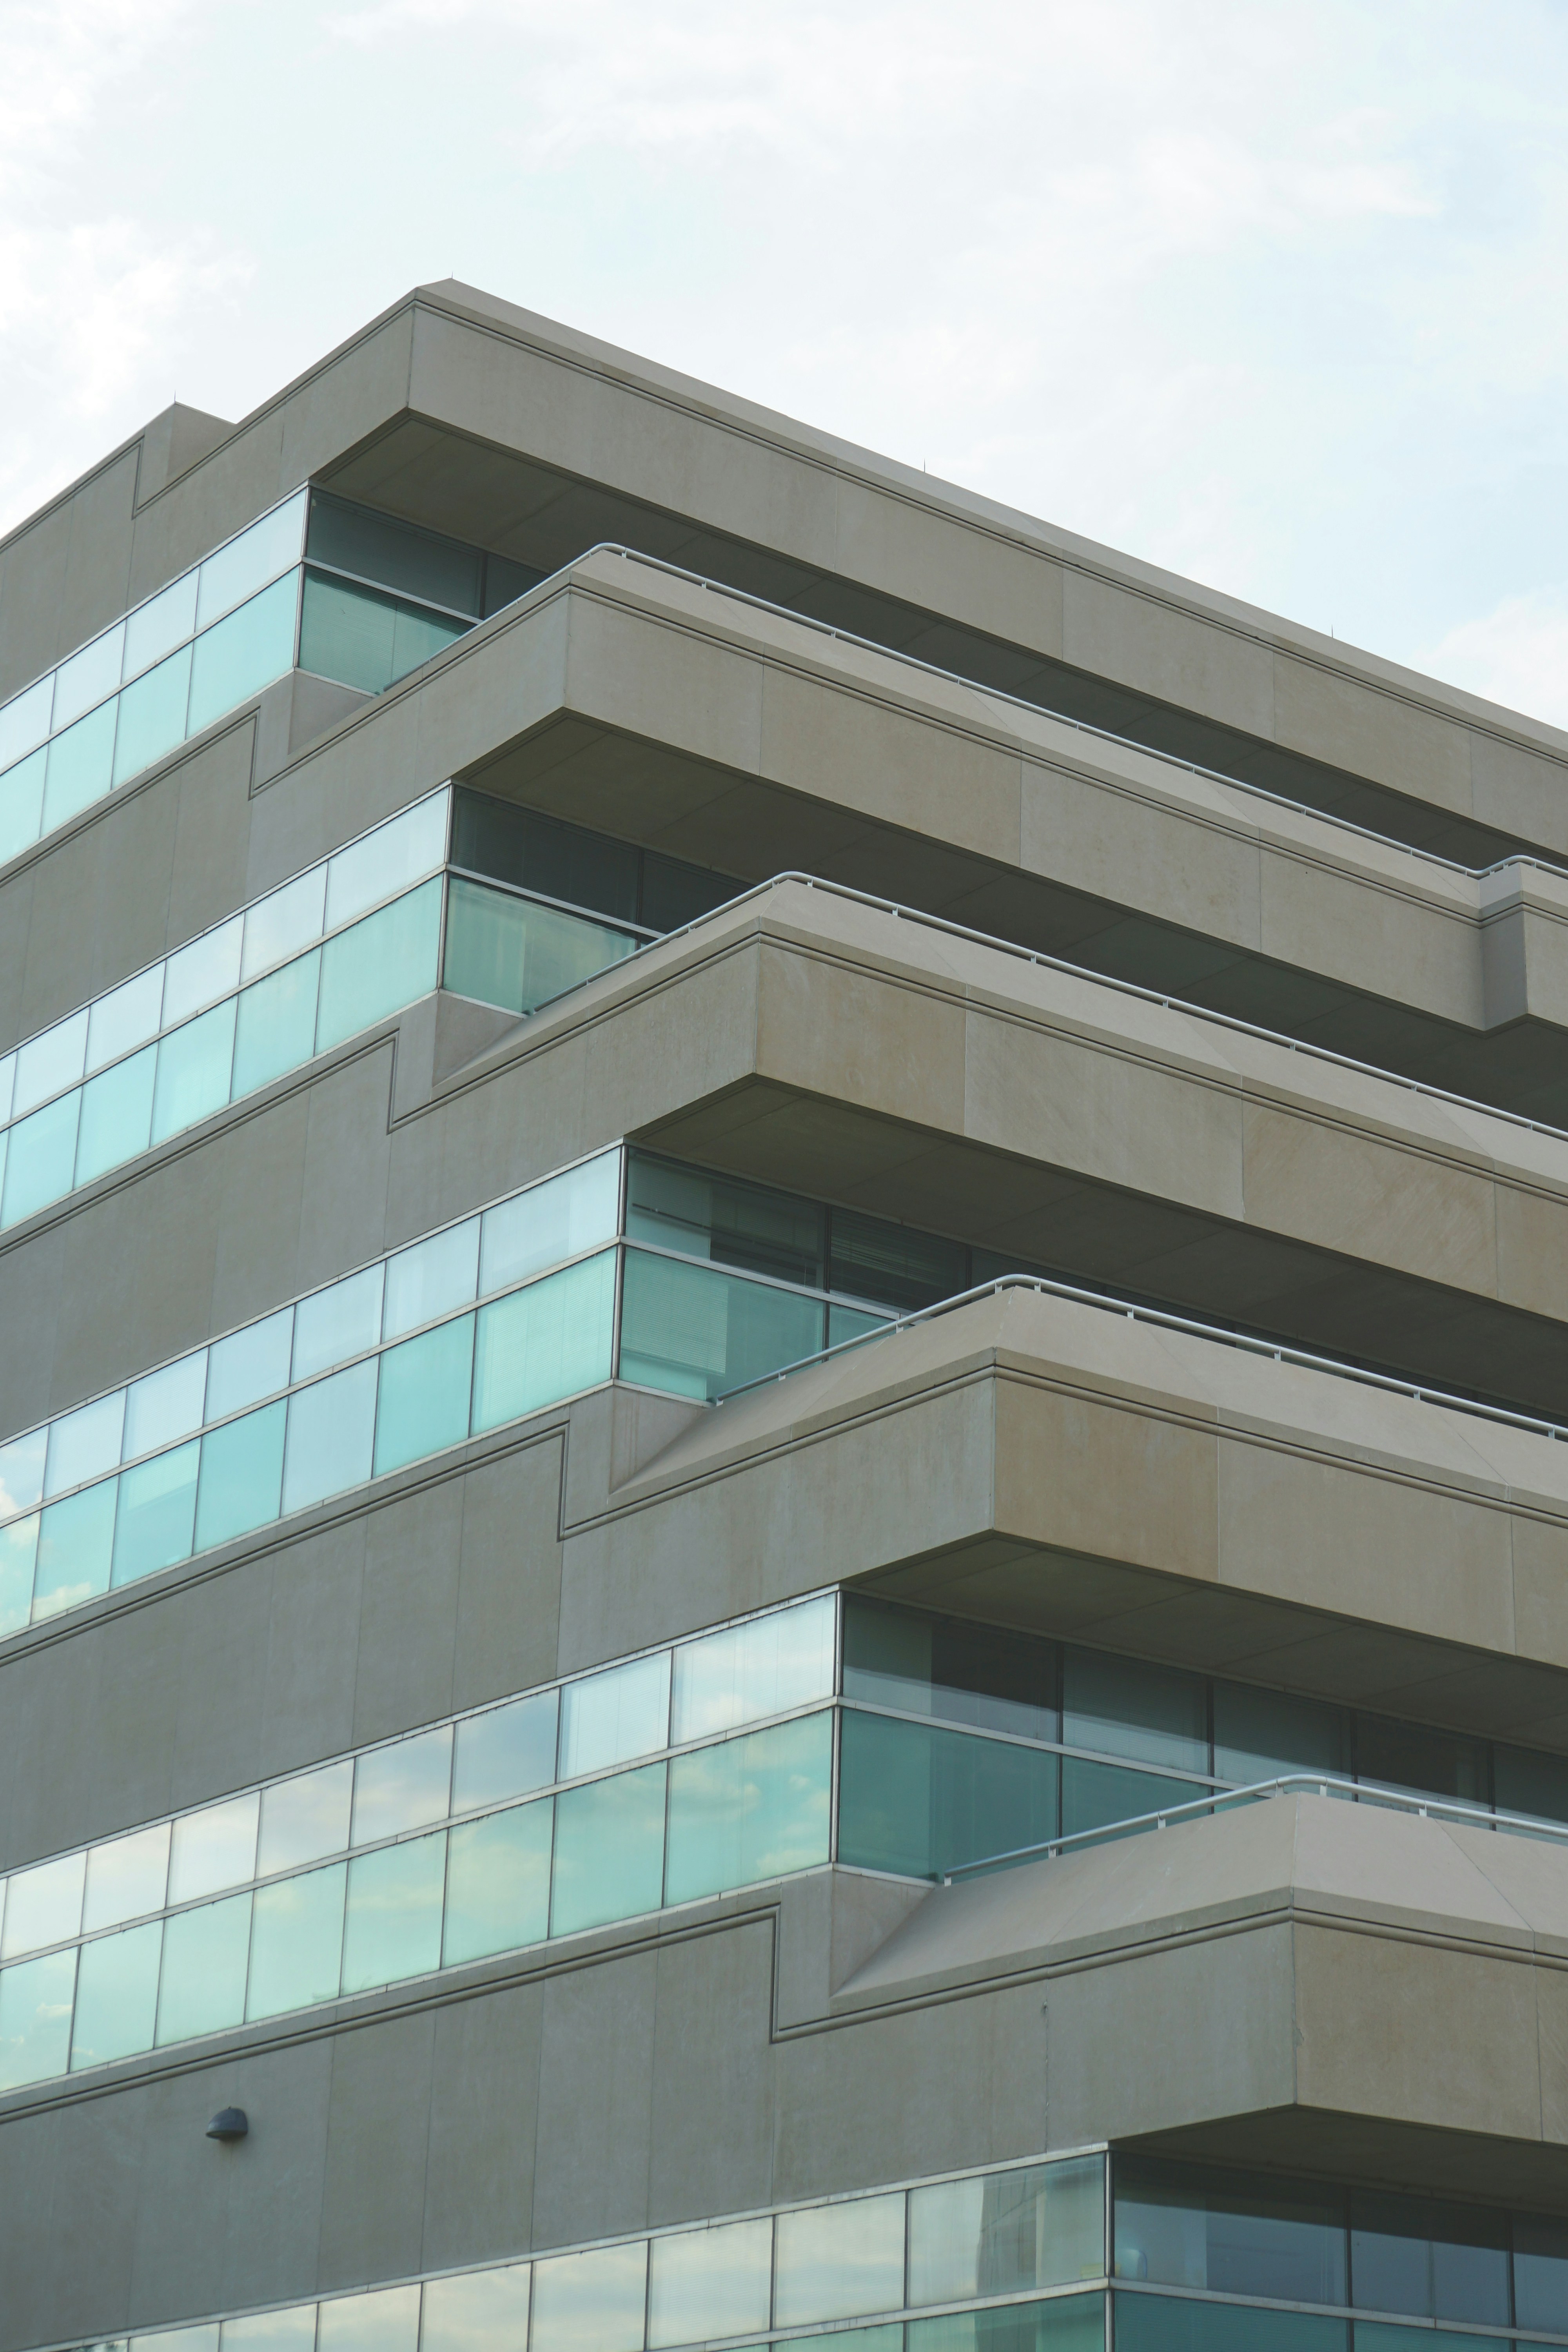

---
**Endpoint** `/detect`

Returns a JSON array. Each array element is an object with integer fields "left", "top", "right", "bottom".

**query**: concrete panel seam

[{"left": 0, "top": 1418, "right": 570, "bottom": 1682}]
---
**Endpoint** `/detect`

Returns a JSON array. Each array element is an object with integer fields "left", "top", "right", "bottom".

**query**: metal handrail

[
  {"left": 940, "top": 1771, "right": 1568, "bottom": 1883},
  {"left": 711, "top": 1267, "right": 1568, "bottom": 1446},
  {"left": 570, "top": 541, "right": 1567, "bottom": 889}
]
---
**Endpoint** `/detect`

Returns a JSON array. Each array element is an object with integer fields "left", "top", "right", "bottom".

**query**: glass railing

[
  {"left": 0, "top": 1149, "right": 622, "bottom": 1636},
  {"left": 27, "top": 2152, "right": 1107, "bottom": 2352},
  {"left": 443, "top": 871, "right": 644, "bottom": 1016},
  {"left": 618, "top": 1245, "right": 892, "bottom": 1401},
  {"left": 0, "top": 496, "right": 307, "bottom": 862},
  {"left": 0, "top": 790, "right": 449, "bottom": 1229},
  {"left": 0, "top": 1593, "right": 835, "bottom": 2092}
]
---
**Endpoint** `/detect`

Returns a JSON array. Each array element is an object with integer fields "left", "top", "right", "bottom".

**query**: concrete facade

[{"left": 7, "top": 285, "right": 1568, "bottom": 2347}]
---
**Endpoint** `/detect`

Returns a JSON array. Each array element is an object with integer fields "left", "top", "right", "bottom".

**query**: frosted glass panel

[
  {"left": 83, "top": 1823, "right": 171, "bottom": 1933},
  {"left": 2, "top": 1851, "right": 85, "bottom": 1957},
  {"left": 648, "top": 2218, "right": 773, "bottom": 2348},
  {"left": 242, "top": 865, "right": 326, "bottom": 980},
  {"left": 559, "top": 1652, "right": 670, "bottom": 1779},
  {"left": 52, "top": 624, "right": 123, "bottom": 729},
  {"left": 531, "top": 2243, "right": 648, "bottom": 2352},
  {"left": 86, "top": 967, "right": 164, "bottom": 1074},
  {"left": 673, "top": 1594, "right": 837, "bottom": 1742},
  {"left": 196, "top": 494, "right": 306, "bottom": 630},
  {"left": 775, "top": 2194, "right": 907, "bottom": 2327},
  {"left": 124, "top": 572, "right": 198, "bottom": 676},
  {"left": 168, "top": 1792, "right": 259, "bottom": 1904}
]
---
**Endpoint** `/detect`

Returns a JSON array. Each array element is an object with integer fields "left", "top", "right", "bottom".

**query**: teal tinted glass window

[
  {"left": 477, "top": 1152, "right": 620, "bottom": 1295},
  {"left": 151, "top": 998, "right": 236, "bottom": 1144},
  {"left": 617, "top": 1249, "right": 824, "bottom": 1399},
  {"left": 112, "top": 644, "right": 191, "bottom": 785},
  {"left": 442, "top": 878, "right": 638, "bottom": 1016},
  {"left": 559, "top": 1652, "right": 670, "bottom": 1779},
  {"left": 420, "top": 2267, "right": 534, "bottom": 2352},
  {"left": 838, "top": 1711, "right": 1060, "bottom": 1880},
  {"left": 1514, "top": 2210, "right": 1568, "bottom": 2332},
  {"left": 472, "top": 1249, "right": 616, "bottom": 1430},
  {"left": 43, "top": 698, "right": 116, "bottom": 829},
  {"left": 647, "top": 2219, "right": 773, "bottom": 2350},
  {"left": 908, "top": 2296, "right": 1106, "bottom": 2351},
  {"left": 86, "top": 964, "right": 163, "bottom": 1074},
  {"left": 156, "top": 1891, "right": 251, "bottom": 2042},
  {"left": 196, "top": 499, "right": 304, "bottom": 631},
  {"left": 672, "top": 1594, "right": 837, "bottom": 1743},
  {"left": 316, "top": 876, "right": 442, "bottom": 1050},
  {"left": 53, "top": 624, "right": 123, "bottom": 728},
  {"left": 69, "top": 1919, "right": 162, "bottom": 2069},
  {"left": 1354, "top": 1719, "right": 1488, "bottom": 1808},
  {"left": 341, "top": 1830, "right": 447, "bottom": 1993},
  {"left": 2, "top": 1087, "right": 81, "bottom": 1226},
  {"left": 111, "top": 1440, "right": 199, "bottom": 1587},
  {"left": 231, "top": 949, "right": 321, "bottom": 1096},
  {"left": 626, "top": 1153, "right": 826, "bottom": 1285},
  {"left": 0, "top": 676, "right": 52, "bottom": 769},
  {"left": 247, "top": 1861, "right": 346, "bottom": 2020},
  {"left": 664, "top": 1712, "right": 831, "bottom": 1904},
  {"left": 0, "top": 1514, "right": 38, "bottom": 1636},
  {"left": 383, "top": 1217, "right": 479, "bottom": 1339},
  {"left": 1349, "top": 2193, "right": 1509, "bottom": 2325},
  {"left": 299, "top": 571, "right": 398, "bottom": 693},
  {"left": 33, "top": 1477, "right": 117, "bottom": 1619},
  {"left": 910, "top": 2158, "right": 1107, "bottom": 2304},
  {"left": 206, "top": 1311, "right": 292, "bottom": 1419},
  {"left": 125, "top": 569, "right": 198, "bottom": 674},
  {"left": 0, "top": 1426, "right": 46, "bottom": 1518},
  {"left": 350, "top": 1726, "right": 452, "bottom": 1845},
  {"left": 258, "top": 1761, "right": 353, "bottom": 1877},
  {"left": 1494, "top": 1746, "right": 1568, "bottom": 1826},
  {"left": 187, "top": 573, "right": 298, "bottom": 737},
  {"left": 0, "top": 747, "right": 46, "bottom": 863},
  {"left": 307, "top": 493, "right": 483, "bottom": 614},
  {"left": 550, "top": 1761, "right": 667, "bottom": 1938},
  {"left": 532, "top": 2243, "right": 648, "bottom": 2352},
  {"left": 372, "top": 1311, "right": 474, "bottom": 1475},
  {"left": 1114, "top": 2296, "right": 1342, "bottom": 2351},
  {"left": 390, "top": 597, "right": 467, "bottom": 679},
  {"left": 452, "top": 1689, "right": 558, "bottom": 1812},
  {"left": 843, "top": 1597, "right": 1060, "bottom": 1744},
  {"left": 1116, "top": 2161, "right": 1347, "bottom": 2305},
  {"left": 775, "top": 2193, "right": 906, "bottom": 2327},
  {"left": 829, "top": 1207, "right": 967, "bottom": 1315},
  {"left": 74, "top": 1043, "right": 156, "bottom": 1185},
  {"left": 1062, "top": 1649, "right": 1208, "bottom": 1776},
  {"left": 0, "top": 1949, "right": 77, "bottom": 2088},
  {"left": 124, "top": 1353, "right": 206, "bottom": 1459},
  {"left": 1060, "top": 1759, "right": 1204, "bottom": 1842},
  {"left": 443, "top": 1798, "right": 553, "bottom": 1965},
  {"left": 1212, "top": 1681, "right": 1349, "bottom": 1786},
  {"left": 282, "top": 1360, "right": 378, "bottom": 1515},
  {"left": 194, "top": 1399, "right": 286, "bottom": 1550}
]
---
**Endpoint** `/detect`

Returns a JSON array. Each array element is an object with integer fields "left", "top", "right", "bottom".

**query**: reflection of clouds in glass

[{"left": 0, "top": 1428, "right": 46, "bottom": 1522}]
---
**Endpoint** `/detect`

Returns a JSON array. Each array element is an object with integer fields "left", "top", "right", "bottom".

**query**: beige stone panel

[
  {"left": 1471, "top": 724, "right": 1568, "bottom": 860},
  {"left": 1495, "top": 1181, "right": 1568, "bottom": 1325},
  {"left": 559, "top": 590, "right": 766, "bottom": 778},
  {"left": 772, "top": 1978, "right": 1051, "bottom": 2201},
  {"left": 1062, "top": 568, "right": 1276, "bottom": 737},
  {"left": 832, "top": 475, "right": 1065, "bottom": 654},
  {"left": 1273, "top": 652, "right": 1473, "bottom": 811},
  {"left": 757, "top": 663, "right": 1023, "bottom": 866},
  {"left": 1258, "top": 848, "right": 1485, "bottom": 1025},
  {"left": 125, "top": 408, "right": 289, "bottom": 610},
  {"left": 993, "top": 1372, "right": 1221, "bottom": 1582},
  {"left": 1046, "top": 1921, "right": 1298, "bottom": 2147},
  {"left": 1508, "top": 1515, "right": 1568, "bottom": 1675},
  {"left": 408, "top": 303, "right": 841, "bottom": 566},
  {"left": 964, "top": 1000, "right": 1247, "bottom": 1217},
  {"left": 753, "top": 936, "right": 967, "bottom": 1134},
  {"left": 1534, "top": 1967, "right": 1568, "bottom": 2147},
  {"left": 562, "top": 1381, "right": 997, "bottom": 1671},
  {"left": 0, "top": 446, "right": 138, "bottom": 699},
  {"left": 1217, "top": 1434, "right": 1516, "bottom": 1653},
  {"left": 1241, "top": 1100, "right": 1497, "bottom": 1293},
  {"left": 1021, "top": 756, "right": 1264, "bottom": 952},
  {"left": 1292, "top": 1922, "right": 1543, "bottom": 2141}
]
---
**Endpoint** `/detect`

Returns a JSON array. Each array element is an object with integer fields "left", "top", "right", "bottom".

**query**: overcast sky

[{"left": 4, "top": 0, "right": 1568, "bottom": 727}]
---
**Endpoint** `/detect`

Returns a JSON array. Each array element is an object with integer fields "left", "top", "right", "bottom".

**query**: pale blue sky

[{"left": 4, "top": 0, "right": 1568, "bottom": 725}]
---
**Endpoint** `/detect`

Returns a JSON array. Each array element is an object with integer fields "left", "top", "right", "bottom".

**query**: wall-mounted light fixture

[{"left": 206, "top": 2108, "right": 249, "bottom": 2142}]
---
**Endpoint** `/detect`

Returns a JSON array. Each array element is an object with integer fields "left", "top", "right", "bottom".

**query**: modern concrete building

[{"left": 6, "top": 281, "right": 1568, "bottom": 2351}]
